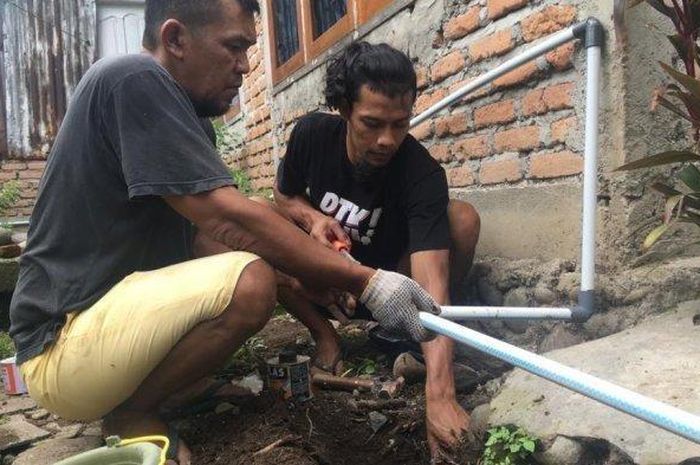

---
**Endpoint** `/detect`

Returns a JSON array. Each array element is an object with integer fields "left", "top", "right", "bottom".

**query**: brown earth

[{"left": 180, "top": 316, "right": 497, "bottom": 465}]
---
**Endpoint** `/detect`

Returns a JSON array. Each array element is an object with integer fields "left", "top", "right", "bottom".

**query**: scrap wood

[
  {"left": 348, "top": 398, "right": 407, "bottom": 412},
  {"left": 252, "top": 434, "right": 301, "bottom": 456}
]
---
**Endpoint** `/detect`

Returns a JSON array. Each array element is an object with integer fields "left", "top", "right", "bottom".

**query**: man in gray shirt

[{"left": 9, "top": 1, "right": 440, "bottom": 463}]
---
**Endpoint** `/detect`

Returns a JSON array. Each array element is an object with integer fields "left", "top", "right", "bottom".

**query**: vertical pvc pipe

[
  {"left": 420, "top": 312, "right": 700, "bottom": 444},
  {"left": 580, "top": 46, "right": 601, "bottom": 292}
]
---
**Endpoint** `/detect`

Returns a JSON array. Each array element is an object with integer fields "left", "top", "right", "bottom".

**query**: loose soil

[{"left": 181, "top": 316, "right": 497, "bottom": 465}]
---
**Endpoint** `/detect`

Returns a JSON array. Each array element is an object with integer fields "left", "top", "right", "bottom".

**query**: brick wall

[
  {"left": 411, "top": 2, "right": 581, "bottom": 190},
  {"left": 0, "top": 160, "right": 46, "bottom": 217},
  {"left": 217, "top": 1, "right": 584, "bottom": 200}
]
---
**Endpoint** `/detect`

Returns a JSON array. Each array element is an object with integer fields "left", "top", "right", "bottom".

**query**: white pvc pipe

[
  {"left": 410, "top": 26, "right": 577, "bottom": 128},
  {"left": 440, "top": 306, "right": 573, "bottom": 320},
  {"left": 580, "top": 45, "right": 601, "bottom": 292},
  {"left": 420, "top": 312, "right": 700, "bottom": 444}
]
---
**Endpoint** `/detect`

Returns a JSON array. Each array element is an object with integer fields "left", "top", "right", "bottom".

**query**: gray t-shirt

[{"left": 10, "top": 54, "right": 234, "bottom": 364}]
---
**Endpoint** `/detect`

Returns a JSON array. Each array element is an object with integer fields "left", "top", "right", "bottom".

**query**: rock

[
  {"left": 0, "top": 398, "right": 36, "bottom": 416},
  {"left": 368, "top": 411, "right": 388, "bottom": 433},
  {"left": 214, "top": 402, "right": 239, "bottom": 415},
  {"left": 536, "top": 436, "right": 583, "bottom": 465},
  {"left": 556, "top": 273, "right": 580, "bottom": 301},
  {"left": 29, "top": 409, "right": 49, "bottom": 421},
  {"left": 81, "top": 423, "right": 102, "bottom": 437},
  {"left": 0, "top": 415, "right": 50, "bottom": 452},
  {"left": 41, "top": 422, "right": 59, "bottom": 433},
  {"left": 622, "top": 287, "right": 650, "bottom": 305},
  {"left": 534, "top": 286, "right": 557, "bottom": 305},
  {"left": 232, "top": 373, "right": 263, "bottom": 396},
  {"left": 54, "top": 424, "right": 83, "bottom": 440},
  {"left": 9, "top": 233, "right": 26, "bottom": 245},
  {"left": 469, "top": 403, "right": 491, "bottom": 435},
  {"left": 538, "top": 325, "right": 584, "bottom": 352},
  {"left": 0, "top": 245, "right": 20, "bottom": 259},
  {"left": 0, "top": 229, "right": 12, "bottom": 247},
  {"left": 2, "top": 454, "right": 14, "bottom": 464},
  {"left": 392, "top": 352, "right": 425, "bottom": 383},
  {"left": 503, "top": 288, "right": 530, "bottom": 334},
  {"left": 486, "top": 300, "right": 700, "bottom": 464},
  {"left": 13, "top": 437, "right": 102, "bottom": 465},
  {"left": 477, "top": 278, "right": 503, "bottom": 306}
]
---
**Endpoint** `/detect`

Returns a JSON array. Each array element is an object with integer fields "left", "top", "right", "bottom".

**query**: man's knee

[
  {"left": 448, "top": 199, "right": 480, "bottom": 245},
  {"left": 218, "top": 258, "right": 277, "bottom": 333}
]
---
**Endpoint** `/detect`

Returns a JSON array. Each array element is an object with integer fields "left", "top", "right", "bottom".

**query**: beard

[
  {"left": 351, "top": 158, "right": 388, "bottom": 185},
  {"left": 191, "top": 96, "right": 230, "bottom": 118}
]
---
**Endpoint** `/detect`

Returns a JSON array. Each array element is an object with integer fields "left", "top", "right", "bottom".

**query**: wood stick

[{"left": 252, "top": 434, "right": 300, "bottom": 456}]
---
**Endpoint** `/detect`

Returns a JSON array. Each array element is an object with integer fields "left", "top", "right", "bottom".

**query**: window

[
  {"left": 266, "top": 0, "right": 395, "bottom": 84},
  {"left": 97, "top": 1, "right": 146, "bottom": 57}
]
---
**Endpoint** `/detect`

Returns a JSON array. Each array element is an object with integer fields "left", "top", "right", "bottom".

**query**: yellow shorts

[{"left": 20, "top": 251, "right": 260, "bottom": 421}]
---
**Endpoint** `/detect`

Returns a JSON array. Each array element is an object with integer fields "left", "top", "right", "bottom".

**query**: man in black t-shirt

[
  {"left": 275, "top": 42, "right": 481, "bottom": 457},
  {"left": 9, "top": 3, "right": 442, "bottom": 464}
]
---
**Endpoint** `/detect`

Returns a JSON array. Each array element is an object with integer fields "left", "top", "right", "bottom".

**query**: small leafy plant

[
  {"left": 0, "top": 181, "right": 20, "bottom": 219},
  {"left": 481, "top": 425, "right": 537, "bottom": 465},
  {"left": 341, "top": 357, "right": 378, "bottom": 377},
  {"left": 231, "top": 168, "right": 254, "bottom": 196},
  {"left": 0, "top": 332, "right": 15, "bottom": 359},
  {"left": 229, "top": 336, "right": 267, "bottom": 367}
]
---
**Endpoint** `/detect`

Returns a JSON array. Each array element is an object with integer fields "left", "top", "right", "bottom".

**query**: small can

[
  {"left": 1, "top": 356, "right": 27, "bottom": 395},
  {"left": 266, "top": 348, "right": 312, "bottom": 402}
]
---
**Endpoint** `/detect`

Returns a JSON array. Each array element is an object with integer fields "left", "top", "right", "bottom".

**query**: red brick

[
  {"left": 415, "top": 88, "right": 448, "bottom": 114},
  {"left": 431, "top": 51, "right": 466, "bottom": 83},
  {"left": 446, "top": 165, "right": 475, "bottom": 187},
  {"left": 416, "top": 66, "right": 429, "bottom": 90},
  {"left": 435, "top": 113, "right": 469, "bottom": 137},
  {"left": 488, "top": 0, "right": 528, "bottom": 19},
  {"left": 430, "top": 144, "right": 452, "bottom": 162},
  {"left": 522, "top": 6, "right": 576, "bottom": 42},
  {"left": 522, "top": 82, "right": 574, "bottom": 116},
  {"left": 410, "top": 121, "right": 434, "bottom": 141},
  {"left": 480, "top": 158, "right": 522, "bottom": 184},
  {"left": 529, "top": 150, "right": 582, "bottom": 179},
  {"left": 474, "top": 99, "right": 516, "bottom": 128},
  {"left": 494, "top": 126, "right": 540, "bottom": 152},
  {"left": 1, "top": 162, "right": 27, "bottom": 171},
  {"left": 18, "top": 170, "right": 44, "bottom": 180},
  {"left": 468, "top": 30, "right": 514, "bottom": 62},
  {"left": 448, "top": 78, "right": 490, "bottom": 102},
  {"left": 551, "top": 116, "right": 576, "bottom": 143},
  {"left": 27, "top": 161, "right": 46, "bottom": 170},
  {"left": 444, "top": 7, "right": 481, "bottom": 40},
  {"left": 546, "top": 43, "right": 575, "bottom": 70},
  {"left": 453, "top": 135, "right": 491, "bottom": 159},
  {"left": 493, "top": 62, "right": 539, "bottom": 89}
]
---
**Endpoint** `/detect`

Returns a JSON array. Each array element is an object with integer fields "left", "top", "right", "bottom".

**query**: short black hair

[
  {"left": 324, "top": 41, "right": 417, "bottom": 111},
  {"left": 143, "top": 0, "right": 260, "bottom": 50}
]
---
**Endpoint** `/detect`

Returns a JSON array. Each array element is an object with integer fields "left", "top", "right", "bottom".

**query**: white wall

[{"left": 97, "top": 1, "right": 145, "bottom": 57}]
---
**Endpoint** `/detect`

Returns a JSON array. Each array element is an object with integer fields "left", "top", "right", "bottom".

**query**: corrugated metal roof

[{"left": 1, "top": 0, "right": 96, "bottom": 159}]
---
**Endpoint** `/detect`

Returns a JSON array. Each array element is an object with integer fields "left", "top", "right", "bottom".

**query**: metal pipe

[
  {"left": 420, "top": 312, "right": 700, "bottom": 444},
  {"left": 410, "top": 26, "right": 577, "bottom": 128},
  {"left": 440, "top": 305, "right": 573, "bottom": 320}
]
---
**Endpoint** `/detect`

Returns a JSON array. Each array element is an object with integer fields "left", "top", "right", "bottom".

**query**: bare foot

[
  {"left": 161, "top": 377, "right": 253, "bottom": 411},
  {"left": 103, "top": 410, "right": 191, "bottom": 465},
  {"left": 311, "top": 331, "right": 343, "bottom": 374}
]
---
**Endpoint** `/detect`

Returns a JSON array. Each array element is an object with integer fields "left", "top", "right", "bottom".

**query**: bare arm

[
  {"left": 273, "top": 181, "right": 350, "bottom": 248},
  {"left": 411, "top": 250, "right": 456, "bottom": 399},
  {"left": 165, "top": 186, "right": 370, "bottom": 296}
]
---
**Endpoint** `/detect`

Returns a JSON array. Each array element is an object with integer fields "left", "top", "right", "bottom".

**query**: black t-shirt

[
  {"left": 10, "top": 54, "right": 234, "bottom": 364},
  {"left": 277, "top": 112, "right": 450, "bottom": 270}
]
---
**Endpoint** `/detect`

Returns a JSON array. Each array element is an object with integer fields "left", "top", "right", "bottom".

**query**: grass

[{"left": 0, "top": 332, "right": 15, "bottom": 359}]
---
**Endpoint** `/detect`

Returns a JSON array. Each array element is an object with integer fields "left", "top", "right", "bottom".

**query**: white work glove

[{"left": 359, "top": 269, "right": 441, "bottom": 342}]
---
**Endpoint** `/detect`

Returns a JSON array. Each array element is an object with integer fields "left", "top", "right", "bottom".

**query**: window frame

[
  {"left": 266, "top": 0, "right": 306, "bottom": 84},
  {"left": 266, "top": 0, "right": 396, "bottom": 85}
]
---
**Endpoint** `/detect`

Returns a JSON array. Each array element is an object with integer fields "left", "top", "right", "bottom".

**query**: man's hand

[
  {"left": 426, "top": 397, "right": 471, "bottom": 458},
  {"left": 359, "top": 269, "right": 440, "bottom": 342},
  {"left": 309, "top": 215, "right": 350, "bottom": 249}
]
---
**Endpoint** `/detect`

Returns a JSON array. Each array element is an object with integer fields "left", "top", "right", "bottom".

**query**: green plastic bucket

[{"left": 54, "top": 439, "right": 164, "bottom": 465}]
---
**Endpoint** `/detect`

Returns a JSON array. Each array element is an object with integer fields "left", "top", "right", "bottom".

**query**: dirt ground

[{"left": 179, "top": 316, "right": 500, "bottom": 465}]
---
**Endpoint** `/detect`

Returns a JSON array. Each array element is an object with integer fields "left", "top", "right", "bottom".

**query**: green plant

[
  {"left": 616, "top": 0, "right": 700, "bottom": 250},
  {"left": 0, "top": 332, "right": 15, "bottom": 359},
  {"left": 229, "top": 336, "right": 267, "bottom": 367},
  {"left": 341, "top": 357, "right": 377, "bottom": 377},
  {"left": 0, "top": 181, "right": 20, "bottom": 219},
  {"left": 481, "top": 426, "right": 537, "bottom": 465},
  {"left": 230, "top": 168, "right": 254, "bottom": 196}
]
